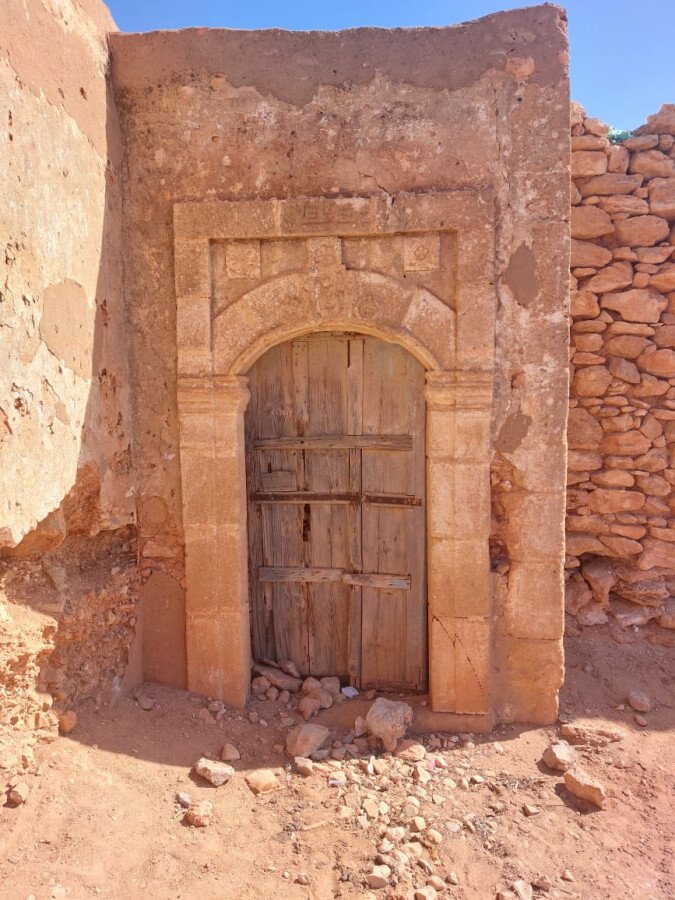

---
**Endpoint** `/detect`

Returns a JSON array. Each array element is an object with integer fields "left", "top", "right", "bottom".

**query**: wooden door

[{"left": 245, "top": 333, "right": 427, "bottom": 690}]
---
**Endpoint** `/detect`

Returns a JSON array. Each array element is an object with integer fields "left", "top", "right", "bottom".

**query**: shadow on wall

[{"left": 0, "top": 38, "right": 144, "bottom": 761}]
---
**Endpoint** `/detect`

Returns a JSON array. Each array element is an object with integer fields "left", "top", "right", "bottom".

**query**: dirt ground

[{"left": 1, "top": 633, "right": 674, "bottom": 900}]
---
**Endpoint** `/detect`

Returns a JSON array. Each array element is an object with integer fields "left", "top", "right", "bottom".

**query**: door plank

[
  {"left": 259, "top": 566, "right": 410, "bottom": 589},
  {"left": 251, "top": 491, "right": 421, "bottom": 506}
]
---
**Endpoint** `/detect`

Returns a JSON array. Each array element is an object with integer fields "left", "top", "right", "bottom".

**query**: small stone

[
  {"left": 410, "top": 815, "right": 426, "bottom": 832},
  {"left": 512, "top": 880, "right": 533, "bottom": 900},
  {"left": 414, "top": 888, "right": 437, "bottom": 900},
  {"left": 245, "top": 768, "right": 279, "bottom": 794},
  {"left": 193, "top": 757, "right": 235, "bottom": 787},
  {"left": 265, "top": 686, "right": 279, "bottom": 701},
  {"left": 137, "top": 695, "right": 155, "bottom": 711},
  {"left": 522, "top": 804, "right": 540, "bottom": 817},
  {"left": 427, "top": 828, "right": 443, "bottom": 844},
  {"left": 627, "top": 689, "right": 651, "bottom": 712},
  {"left": 279, "top": 659, "right": 301, "bottom": 678},
  {"left": 6, "top": 782, "right": 29, "bottom": 807},
  {"left": 542, "top": 740, "right": 577, "bottom": 772},
  {"left": 394, "top": 740, "right": 426, "bottom": 762},
  {"left": 298, "top": 695, "right": 322, "bottom": 720},
  {"left": 354, "top": 715, "right": 367, "bottom": 737},
  {"left": 447, "top": 871, "right": 459, "bottom": 885},
  {"left": 362, "top": 797, "right": 379, "bottom": 819},
  {"left": 251, "top": 676, "right": 271, "bottom": 694},
  {"left": 294, "top": 756, "right": 314, "bottom": 776},
  {"left": 58, "top": 710, "right": 77, "bottom": 734},
  {"left": 295, "top": 872, "right": 311, "bottom": 886},
  {"left": 286, "top": 723, "right": 330, "bottom": 758},
  {"left": 247, "top": 710, "right": 259, "bottom": 724},
  {"left": 220, "top": 742, "right": 240, "bottom": 762},
  {"left": 564, "top": 767, "right": 606, "bottom": 809},
  {"left": 634, "top": 713, "right": 648, "bottom": 727},
  {"left": 367, "top": 864, "right": 391, "bottom": 889},
  {"left": 561, "top": 868, "right": 575, "bottom": 882},
  {"left": 427, "top": 875, "right": 445, "bottom": 891},
  {"left": 532, "top": 875, "right": 552, "bottom": 892},
  {"left": 175, "top": 791, "right": 191, "bottom": 808},
  {"left": 185, "top": 800, "right": 213, "bottom": 827}
]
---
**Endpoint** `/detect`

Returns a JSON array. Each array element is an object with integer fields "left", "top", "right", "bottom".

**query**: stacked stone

[{"left": 566, "top": 103, "right": 675, "bottom": 637}]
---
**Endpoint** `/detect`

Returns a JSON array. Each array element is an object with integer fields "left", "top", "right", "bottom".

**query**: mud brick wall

[
  {"left": 0, "top": 0, "right": 139, "bottom": 775},
  {"left": 566, "top": 104, "right": 675, "bottom": 641}
]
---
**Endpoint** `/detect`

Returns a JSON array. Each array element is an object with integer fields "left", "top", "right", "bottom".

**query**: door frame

[{"left": 174, "top": 191, "right": 496, "bottom": 719}]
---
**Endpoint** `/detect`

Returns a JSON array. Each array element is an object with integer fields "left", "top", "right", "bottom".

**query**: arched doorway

[{"left": 245, "top": 331, "right": 427, "bottom": 690}]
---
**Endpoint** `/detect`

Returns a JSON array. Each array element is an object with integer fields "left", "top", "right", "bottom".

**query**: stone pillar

[
  {"left": 178, "top": 374, "right": 251, "bottom": 706},
  {"left": 425, "top": 370, "right": 493, "bottom": 715}
]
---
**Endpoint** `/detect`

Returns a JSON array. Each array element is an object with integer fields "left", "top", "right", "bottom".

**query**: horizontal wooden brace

[
  {"left": 251, "top": 491, "right": 422, "bottom": 507},
  {"left": 258, "top": 566, "right": 411, "bottom": 590},
  {"left": 253, "top": 434, "right": 413, "bottom": 451}
]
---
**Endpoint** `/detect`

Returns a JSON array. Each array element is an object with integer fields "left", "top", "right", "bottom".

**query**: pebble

[
  {"left": 447, "top": 871, "right": 459, "bottom": 885},
  {"left": 185, "top": 800, "right": 213, "bottom": 826},
  {"left": 634, "top": 713, "right": 648, "bottom": 727},
  {"left": 522, "top": 803, "right": 540, "bottom": 817},
  {"left": 294, "top": 756, "right": 314, "bottom": 776},
  {"left": 414, "top": 888, "right": 437, "bottom": 900},
  {"left": 628, "top": 689, "right": 651, "bottom": 712},
  {"left": 367, "top": 864, "right": 391, "bottom": 888},
  {"left": 58, "top": 710, "right": 77, "bottom": 735},
  {"left": 512, "top": 880, "right": 533, "bottom": 900},
  {"left": 175, "top": 791, "right": 191, "bottom": 808},
  {"left": 6, "top": 782, "right": 29, "bottom": 807},
  {"left": 561, "top": 869, "right": 575, "bottom": 882},
  {"left": 296, "top": 872, "right": 311, "bottom": 885},
  {"left": 137, "top": 695, "right": 155, "bottom": 711},
  {"left": 220, "top": 743, "right": 241, "bottom": 762}
]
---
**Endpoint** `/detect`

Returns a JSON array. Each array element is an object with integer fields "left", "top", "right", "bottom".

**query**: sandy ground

[{"left": 1, "top": 633, "right": 674, "bottom": 900}]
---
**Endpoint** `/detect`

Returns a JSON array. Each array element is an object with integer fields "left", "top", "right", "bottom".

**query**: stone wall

[
  {"left": 566, "top": 104, "right": 675, "bottom": 641},
  {"left": 0, "top": 0, "right": 138, "bottom": 775}
]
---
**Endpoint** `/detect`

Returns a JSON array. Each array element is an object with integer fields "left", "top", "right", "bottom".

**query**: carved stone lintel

[
  {"left": 178, "top": 375, "right": 250, "bottom": 415},
  {"left": 425, "top": 370, "right": 493, "bottom": 411}
]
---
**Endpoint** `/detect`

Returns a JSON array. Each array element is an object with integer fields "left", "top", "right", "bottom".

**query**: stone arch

[{"left": 212, "top": 269, "right": 455, "bottom": 375}]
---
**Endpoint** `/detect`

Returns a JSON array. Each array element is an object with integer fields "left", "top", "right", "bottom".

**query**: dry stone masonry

[{"left": 567, "top": 103, "right": 675, "bottom": 640}]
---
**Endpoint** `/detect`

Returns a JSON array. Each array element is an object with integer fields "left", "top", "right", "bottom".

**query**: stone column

[
  {"left": 425, "top": 370, "right": 493, "bottom": 715},
  {"left": 178, "top": 374, "right": 251, "bottom": 706}
]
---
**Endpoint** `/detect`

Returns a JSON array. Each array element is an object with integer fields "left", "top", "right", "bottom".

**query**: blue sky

[{"left": 106, "top": 1, "right": 673, "bottom": 131}]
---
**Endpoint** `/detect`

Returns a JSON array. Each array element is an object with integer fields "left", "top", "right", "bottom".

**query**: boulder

[
  {"left": 639, "top": 103, "right": 675, "bottom": 135},
  {"left": 564, "top": 767, "right": 606, "bottom": 809},
  {"left": 365, "top": 697, "right": 414, "bottom": 751},
  {"left": 286, "top": 723, "right": 330, "bottom": 758}
]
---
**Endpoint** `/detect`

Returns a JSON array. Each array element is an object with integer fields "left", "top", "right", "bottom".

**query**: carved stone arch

[
  {"left": 174, "top": 192, "right": 496, "bottom": 725},
  {"left": 212, "top": 269, "right": 455, "bottom": 375}
]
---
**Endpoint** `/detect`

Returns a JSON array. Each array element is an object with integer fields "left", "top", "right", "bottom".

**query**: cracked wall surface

[{"left": 1, "top": 0, "right": 138, "bottom": 776}]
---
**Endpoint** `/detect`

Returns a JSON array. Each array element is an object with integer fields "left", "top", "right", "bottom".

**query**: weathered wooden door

[{"left": 245, "top": 333, "right": 426, "bottom": 690}]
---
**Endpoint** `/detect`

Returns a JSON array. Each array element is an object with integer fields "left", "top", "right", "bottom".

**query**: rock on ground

[
  {"left": 542, "top": 740, "right": 577, "bottom": 771},
  {"left": 185, "top": 800, "right": 213, "bottom": 826},
  {"left": 627, "top": 689, "right": 651, "bottom": 712},
  {"left": 285, "top": 723, "right": 330, "bottom": 758},
  {"left": 564, "top": 767, "right": 606, "bottom": 809},
  {"left": 365, "top": 697, "right": 413, "bottom": 751},
  {"left": 245, "top": 768, "right": 280, "bottom": 794},
  {"left": 220, "top": 742, "right": 241, "bottom": 762},
  {"left": 193, "top": 757, "right": 235, "bottom": 786}
]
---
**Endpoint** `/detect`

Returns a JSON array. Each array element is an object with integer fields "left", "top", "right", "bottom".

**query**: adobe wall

[
  {"left": 0, "top": 0, "right": 137, "bottom": 773},
  {"left": 110, "top": 6, "right": 571, "bottom": 723},
  {"left": 566, "top": 104, "right": 675, "bottom": 642}
]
